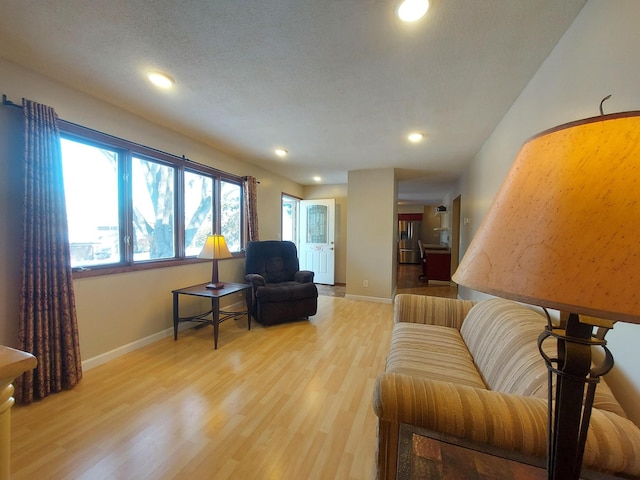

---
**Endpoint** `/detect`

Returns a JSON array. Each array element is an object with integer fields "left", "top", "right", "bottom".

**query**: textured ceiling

[{"left": 0, "top": 0, "right": 586, "bottom": 204}]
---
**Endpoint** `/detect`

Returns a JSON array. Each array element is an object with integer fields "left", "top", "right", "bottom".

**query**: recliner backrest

[{"left": 245, "top": 241, "right": 300, "bottom": 283}]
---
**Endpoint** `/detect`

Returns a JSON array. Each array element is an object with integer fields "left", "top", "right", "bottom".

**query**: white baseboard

[
  {"left": 82, "top": 327, "right": 175, "bottom": 371},
  {"left": 344, "top": 294, "right": 393, "bottom": 304},
  {"left": 82, "top": 300, "right": 247, "bottom": 371}
]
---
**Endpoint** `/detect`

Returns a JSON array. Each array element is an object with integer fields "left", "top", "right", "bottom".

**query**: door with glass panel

[{"left": 299, "top": 199, "right": 335, "bottom": 285}]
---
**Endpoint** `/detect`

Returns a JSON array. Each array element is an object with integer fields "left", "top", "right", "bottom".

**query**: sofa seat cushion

[
  {"left": 386, "top": 323, "right": 487, "bottom": 390},
  {"left": 256, "top": 281, "right": 318, "bottom": 303}
]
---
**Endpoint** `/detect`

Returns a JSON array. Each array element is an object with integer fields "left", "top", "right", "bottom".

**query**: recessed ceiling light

[
  {"left": 313, "top": 176, "right": 322, "bottom": 182},
  {"left": 147, "top": 71, "right": 175, "bottom": 89},
  {"left": 275, "top": 148, "right": 288, "bottom": 157},
  {"left": 408, "top": 132, "right": 425, "bottom": 143},
  {"left": 396, "top": 0, "right": 430, "bottom": 22}
]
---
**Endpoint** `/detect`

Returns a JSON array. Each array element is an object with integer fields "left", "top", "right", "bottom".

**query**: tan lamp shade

[
  {"left": 452, "top": 111, "right": 640, "bottom": 325},
  {"left": 198, "top": 234, "right": 233, "bottom": 288},
  {"left": 197, "top": 234, "right": 233, "bottom": 260}
]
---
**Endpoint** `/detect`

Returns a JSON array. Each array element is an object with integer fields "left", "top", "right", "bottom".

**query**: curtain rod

[
  {"left": 2, "top": 94, "right": 23, "bottom": 109},
  {"left": 2, "top": 93, "right": 257, "bottom": 183},
  {"left": 63, "top": 119, "right": 244, "bottom": 182}
]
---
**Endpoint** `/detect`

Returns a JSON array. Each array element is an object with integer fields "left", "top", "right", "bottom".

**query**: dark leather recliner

[{"left": 244, "top": 240, "right": 318, "bottom": 325}]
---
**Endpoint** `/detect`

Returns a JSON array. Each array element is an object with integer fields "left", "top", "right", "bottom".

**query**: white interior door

[{"left": 299, "top": 198, "right": 335, "bottom": 285}]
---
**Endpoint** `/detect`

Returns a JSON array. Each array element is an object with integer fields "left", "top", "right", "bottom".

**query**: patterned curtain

[
  {"left": 16, "top": 99, "right": 82, "bottom": 403},
  {"left": 243, "top": 176, "right": 259, "bottom": 242}
]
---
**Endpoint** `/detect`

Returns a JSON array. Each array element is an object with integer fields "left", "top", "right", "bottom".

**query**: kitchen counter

[
  {"left": 422, "top": 244, "right": 450, "bottom": 254},
  {"left": 420, "top": 248, "right": 452, "bottom": 281}
]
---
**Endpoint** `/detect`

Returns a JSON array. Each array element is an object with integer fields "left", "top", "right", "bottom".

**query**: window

[
  {"left": 132, "top": 156, "right": 175, "bottom": 261},
  {"left": 221, "top": 180, "right": 242, "bottom": 252},
  {"left": 184, "top": 170, "right": 213, "bottom": 256},
  {"left": 60, "top": 123, "right": 245, "bottom": 274},
  {"left": 306, "top": 204, "right": 328, "bottom": 243},
  {"left": 61, "top": 138, "right": 121, "bottom": 267}
]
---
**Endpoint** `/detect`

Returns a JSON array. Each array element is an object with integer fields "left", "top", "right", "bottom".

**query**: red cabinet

[{"left": 424, "top": 251, "right": 451, "bottom": 281}]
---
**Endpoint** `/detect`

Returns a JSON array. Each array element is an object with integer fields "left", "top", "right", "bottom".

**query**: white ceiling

[{"left": 0, "top": 0, "right": 586, "bottom": 204}]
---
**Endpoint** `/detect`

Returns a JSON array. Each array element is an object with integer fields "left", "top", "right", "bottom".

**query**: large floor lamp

[{"left": 452, "top": 110, "right": 640, "bottom": 480}]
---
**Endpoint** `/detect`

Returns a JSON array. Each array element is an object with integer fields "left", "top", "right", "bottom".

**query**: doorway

[
  {"left": 281, "top": 193, "right": 300, "bottom": 244},
  {"left": 299, "top": 198, "right": 336, "bottom": 285},
  {"left": 281, "top": 194, "right": 336, "bottom": 285},
  {"left": 450, "top": 195, "right": 461, "bottom": 280}
]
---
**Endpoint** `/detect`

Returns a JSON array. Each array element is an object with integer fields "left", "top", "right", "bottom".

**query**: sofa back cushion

[
  {"left": 460, "top": 298, "right": 626, "bottom": 418},
  {"left": 461, "top": 298, "right": 549, "bottom": 397}
]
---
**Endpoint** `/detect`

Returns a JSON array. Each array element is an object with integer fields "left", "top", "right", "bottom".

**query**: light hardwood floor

[
  {"left": 396, "top": 264, "right": 458, "bottom": 299},
  {"left": 10, "top": 268, "right": 455, "bottom": 480},
  {"left": 11, "top": 296, "right": 394, "bottom": 480}
]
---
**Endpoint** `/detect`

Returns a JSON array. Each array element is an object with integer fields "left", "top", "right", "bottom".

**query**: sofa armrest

[
  {"left": 294, "top": 270, "right": 315, "bottom": 283},
  {"left": 394, "top": 294, "right": 475, "bottom": 329},
  {"left": 373, "top": 373, "right": 640, "bottom": 479},
  {"left": 373, "top": 373, "right": 548, "bottom": 457},
  {"left": 245, "top": 273, "right": 266, "bottom": 287}
]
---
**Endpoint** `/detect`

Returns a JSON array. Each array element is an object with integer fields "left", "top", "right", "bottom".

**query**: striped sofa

[{"left": 373, "top": 294, "right": 640, "bottom": 479}]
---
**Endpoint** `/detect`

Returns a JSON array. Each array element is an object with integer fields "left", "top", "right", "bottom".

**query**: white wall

[
  {"left": 346, "top": 168, "right": 397, "bottom": 301},
  {"left": 456, "top": 0, "right": 640, "bottom": 425},
  {"left": 0, "top": 106, "right": 23, "bottom": 347},
  {"left": 0, "top": 58, "right": 304, "bottom": 362}
]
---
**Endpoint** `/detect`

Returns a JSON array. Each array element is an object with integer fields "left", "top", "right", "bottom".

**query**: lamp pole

[
  {"left": 453, "top": 111, "right": 640, "bottom": 479},
  {"left": 539, "top": 314, "right": 614, "bottom": 479}
]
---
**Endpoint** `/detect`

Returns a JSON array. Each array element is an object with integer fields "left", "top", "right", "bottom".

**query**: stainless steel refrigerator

[{"left": 398, "top": 220, "right": 422, "bottom": 264}]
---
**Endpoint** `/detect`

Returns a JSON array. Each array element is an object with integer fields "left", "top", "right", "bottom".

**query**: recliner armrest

[
  {"left": 294, "top": 270, "right": 315, "bottom": 283},
  {"left": 245, "top": 273, "right": 266, "bottom": 287}
]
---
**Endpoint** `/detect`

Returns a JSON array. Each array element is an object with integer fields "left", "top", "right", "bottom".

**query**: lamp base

[
  {"left": 538, "top": 312, "right": 615, "bottom": 480},
  {"left": 205, "top": 282, "right": 225, "bottom": 290}
]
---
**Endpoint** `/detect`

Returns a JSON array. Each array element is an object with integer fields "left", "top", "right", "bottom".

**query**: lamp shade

[
  {"left": 197, "top": 234, "right": 233, "bottom": 260},
  {"left": 453, "top": 111, "right": 640, "bottom": 324}
]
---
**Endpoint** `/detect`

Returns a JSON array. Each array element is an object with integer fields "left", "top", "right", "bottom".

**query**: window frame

[
  {"left": 59, "top": 120, "right": 246, "bottom": 278},
  {"left": 281, "top": 193, "right": 301, "bottom": 248}
]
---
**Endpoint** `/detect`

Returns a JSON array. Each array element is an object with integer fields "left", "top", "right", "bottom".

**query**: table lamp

[
  {"left": 198, "top": 234, "right": 233, "bottom": 289},
  {"left": 452, "top": 110, "right": 640, "bottom": 480}
]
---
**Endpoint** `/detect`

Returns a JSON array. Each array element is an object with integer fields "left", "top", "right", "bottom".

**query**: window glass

[
  {"left": 306, "top": 205, "right": 328, "bottom": 243},
  {"left": 59, "top": 124, "right": 246, "bottom": 274},
  {"left": 221, "top": 180, "right": 241, "bottom": 252},
  {"left": 132, "top": 156, "right": 175, "bottom": 260},
  {"left": 61, "top": 138, "right": 120, "bottom": 267},
  {"left": 184, "top": 171, "right": 213, "bottom": 256}
]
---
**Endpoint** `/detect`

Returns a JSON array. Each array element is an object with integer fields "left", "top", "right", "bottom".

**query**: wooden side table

[
  {"left": 172, "top": 282, "right": 252, "bottom": 349},
  {"left": 397, "top": 423, "right": 620, "bottom": 480}
]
